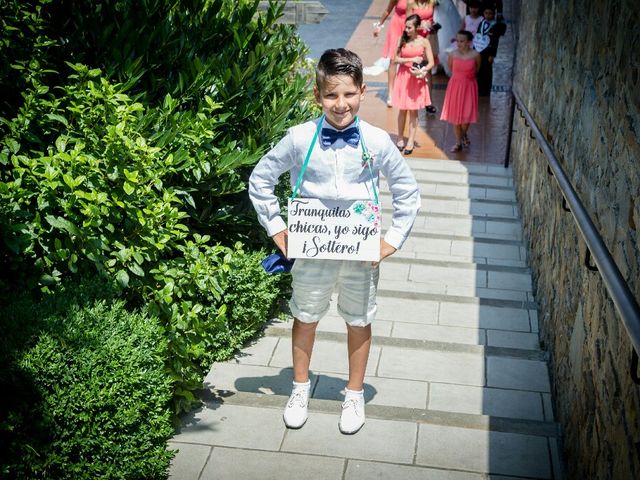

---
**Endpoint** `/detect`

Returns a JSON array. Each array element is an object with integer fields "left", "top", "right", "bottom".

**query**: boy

[
  {"left": 249, "top": 48, "right": 420, "bottom": 434},
  {"left": 473, "top": 6, "right": 507, "bottom": 96}
]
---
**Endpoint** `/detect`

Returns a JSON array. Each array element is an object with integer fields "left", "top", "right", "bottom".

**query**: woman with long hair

[
  {"left": 407, "top": 0, "right": 439, "bottom": 114},
  {"left": 392, "top": 14, "right": 434, "bottom": 154}
]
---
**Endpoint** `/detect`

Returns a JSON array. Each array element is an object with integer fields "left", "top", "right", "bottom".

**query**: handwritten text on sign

[{"left": 287, "top": 198, "right": 381, "bottom": 261}]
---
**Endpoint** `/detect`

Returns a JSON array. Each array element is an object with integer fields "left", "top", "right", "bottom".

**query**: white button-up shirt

[{"left": 249, "top": 118, "right": 421, "bottom": 249}]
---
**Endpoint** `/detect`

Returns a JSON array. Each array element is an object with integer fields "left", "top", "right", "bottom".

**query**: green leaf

[
  {"left": 115, "top": 269, "right": 130, "bottom": 288},
  {"left": 123, "top": 182, "right": 135, "bottom": 195},
  {"left": 46, "top": 113, "right": 69, "bottom": 127},
  {"left": 128, "top": 263, "right": 145, "bottom": 277},
  {"left": 55, "top": 136, "right": 67, "bottom": 153},
  {"left": 45, "top": 215, "right": 80, "bottom": 236},
  {"left": 5, "top": 138, "right": 20, "bottom": 154}
]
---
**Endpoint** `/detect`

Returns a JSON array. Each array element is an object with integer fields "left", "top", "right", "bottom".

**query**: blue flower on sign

[{"left": 352, "top": 201, "right": 366, "bottom": 215}]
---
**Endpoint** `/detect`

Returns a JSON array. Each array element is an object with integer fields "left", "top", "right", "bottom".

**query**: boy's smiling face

[{"left": 314, "top": 74, "right": 366, "bottom": 130}]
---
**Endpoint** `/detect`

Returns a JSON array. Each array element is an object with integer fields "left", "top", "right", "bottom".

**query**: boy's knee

[{"left": 294, "top": 317, "right": 318, "bottom": 326}]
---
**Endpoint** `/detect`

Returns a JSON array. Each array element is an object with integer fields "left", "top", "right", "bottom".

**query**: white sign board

[{"left": 287, "top": 198, "right": 381, "bottom": 261}]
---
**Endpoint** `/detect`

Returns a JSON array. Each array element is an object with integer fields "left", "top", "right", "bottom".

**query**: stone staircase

[{"left": 169, "top": 158, "right": 564, "bottom": 480}]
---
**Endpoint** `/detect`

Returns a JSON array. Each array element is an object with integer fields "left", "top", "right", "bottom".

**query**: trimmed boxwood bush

[{"left": 0, "top": 280, "right": 173, "bottom": 478}]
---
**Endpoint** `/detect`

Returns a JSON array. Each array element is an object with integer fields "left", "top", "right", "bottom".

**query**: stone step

[
  {"left": 381, "top": 197, "right": 519, "bottom": 219},
  {"left": 223, "top": 335, "right": 551, "bottom": 394},
  {"left": 170, "top": 395, "right": 559, "bottom": 478},
  {"left": 391, "top": 248, "right": 529, "bottom": 268},
  {"left": 269, "top": 313, "right": 540, "bottom": 350},
  {"left": 382, "top": 169, "right": 514, "bottom": 188},
  {"left": 381, "top": 230, "right": 526, "bottom": 263},
  {"left": 403, "top": 158, "right": 514, "bottom": 178},
  {"left": 380, "top": 181, "right": 517, "bottom": 202},
  {"left": 394, "top": 212, "right": 523, "bottom": 241},
  {"left": 379, "top": 259, "right": 532, "bottom": 294}
]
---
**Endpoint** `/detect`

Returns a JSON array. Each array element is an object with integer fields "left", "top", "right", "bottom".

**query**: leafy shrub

[
  {"left": 0, "top": 0, "right": 311, "bottom": 415},
  {"left": 0, "top": 279, "right": 174, "bottom": 479},
  {"left": 212, "top": 249, "right": 283, "bottom": 360}
]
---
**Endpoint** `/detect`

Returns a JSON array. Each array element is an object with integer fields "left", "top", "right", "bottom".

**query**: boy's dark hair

[
  {"left": 316, "top": 48, "right": 363, "bottom": 89},
  {"left": 458, "top": 30, "right": 474, "bottom": 41}
]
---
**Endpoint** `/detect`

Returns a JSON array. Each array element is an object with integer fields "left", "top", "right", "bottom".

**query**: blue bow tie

[{"left": 321, "top": 127, "right": 360, "bottom": 147}]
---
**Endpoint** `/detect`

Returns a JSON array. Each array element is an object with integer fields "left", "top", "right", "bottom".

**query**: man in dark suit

[{"left": 473, "top": 5, "right": 507, "bottom": 96}]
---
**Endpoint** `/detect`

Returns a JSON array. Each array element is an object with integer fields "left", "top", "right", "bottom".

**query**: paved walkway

[{"left": 168, "top": 1, "right": 565, "bottom": 478}]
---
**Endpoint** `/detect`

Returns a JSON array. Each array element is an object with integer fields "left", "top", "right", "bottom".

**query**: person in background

[
  {"left": 460, "top": 0, "right": 483, "bottom": 34},
  {"left": 440, "top": 30, "right": 480, "bottom": 152},
  {"left": 407, "top": 0, "right": 439, "bottom": 114},
  {"left": 463, "top": 0, "right": 504, "bottom": 21},
  {"left": 373, "top": 0, "right": 408, "bottom": 107},
  {"left": 473, "top": 5, "right": 506, "bottom": 96},
  {"left": 392, "top": 14, "right": 435, "bottom": 154}
]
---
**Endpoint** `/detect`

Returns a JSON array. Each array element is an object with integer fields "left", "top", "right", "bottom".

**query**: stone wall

[{"left": 509, "top": 0, "right": 640, "bottom": 478}]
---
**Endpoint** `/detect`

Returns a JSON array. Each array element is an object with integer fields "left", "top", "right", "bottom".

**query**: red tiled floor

[{"left": 345, "top": 0, "right": 515, "bottom": 164}]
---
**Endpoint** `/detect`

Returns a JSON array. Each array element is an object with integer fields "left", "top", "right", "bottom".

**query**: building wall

[{"left": 509, "top": 0, "right": 640, "bottom": 478}]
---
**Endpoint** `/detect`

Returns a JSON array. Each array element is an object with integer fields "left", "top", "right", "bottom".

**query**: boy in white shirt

[{"left": 249, "top": 48, "right": 420, "bottom": 434}]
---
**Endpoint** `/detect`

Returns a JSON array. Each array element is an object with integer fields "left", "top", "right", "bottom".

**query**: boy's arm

[
  {"left": 248, "top": 132, "right": 296, "bottom": 242},
  {"left": 379, "top": 137, "right": 421, "bottom": 250}
]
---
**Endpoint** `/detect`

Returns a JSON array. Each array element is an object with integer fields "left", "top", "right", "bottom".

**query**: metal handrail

[{"left": 511, "top": 89, "right": 640, "bottom": 383}]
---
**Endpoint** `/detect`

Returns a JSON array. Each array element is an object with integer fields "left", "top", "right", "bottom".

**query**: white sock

[
  {"left": 292, "top": 380, "right": 311, "bottom": 392},
  {"left": 344, "top": 388, "right": 364, "bottom": 400}
]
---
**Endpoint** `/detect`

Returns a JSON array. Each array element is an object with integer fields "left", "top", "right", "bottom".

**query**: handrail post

[{"left": 504, "top": 93, "right": 515, "bottom": 168}]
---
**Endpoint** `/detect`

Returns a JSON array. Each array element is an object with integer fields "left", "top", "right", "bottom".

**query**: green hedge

[{"left": 0, "top": 280, "right": 174, "bottom": 479}]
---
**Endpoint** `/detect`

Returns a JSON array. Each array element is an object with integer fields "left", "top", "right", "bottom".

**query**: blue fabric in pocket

[{"left": 261, "top": 252, "right": 295, "bottom": 274}]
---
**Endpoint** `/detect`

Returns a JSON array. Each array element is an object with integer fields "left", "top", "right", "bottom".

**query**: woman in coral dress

[
  {"left": 374, "top": 0, "right": 408, "bottom": 107},
  {"left": 440, "top": 30, "right": 480, "bottom": 152},
  {"left": 407, "top": 0, "right": 440, "bottom": 114},
  {"left": 392, "top": 14, "right": 435, "bottom": 154}
]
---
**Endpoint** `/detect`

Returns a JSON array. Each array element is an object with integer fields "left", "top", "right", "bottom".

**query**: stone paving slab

[
  {"left": 487, "top": 357, "right": 551, "bottom": 392},
  {"left": 204, "top": 363, "right": 316, "bottom": 396},
  {"left": 415, "top": 424, "right": 552, "bottom": 478},
  {"left": 409, "top": 264, "right": 488, "bottom": 288},
  {"left": 313, "top": 373, "right": 429, "bottom": 409},
  {"left": 381, "top": 170, "right": 514, "bottom": 187},
  {"left": 269, "top": 338, "right": 381, "bottom": 376},
  {"left": 202, "top": 447, "right": 345, "bottom": 480},
  {"left": 404, "top": 159, "right": 514, "bottom": 177},
  {"left": 168, "top": 442, "right": 211, "bottom": 480},
  {"left": 375, "top": 297, "right": 439, "bottom": 323},
  {"left": 449, "top": 239, "right": 522, "bottom": 260},
  {"left": 281, "top": 412, "right": 417, "bottom": 464},
  {"left": 228, "top": 335, "right": 279, "bottom": 367},
  {"left": 444, "top": 285, "right": 529, "bottom": 302},
  {"left": 345, "top": 460, "right": 485, "bottom": 480},
  {"left": 392, "top": 322, "right": 486, "bottom": 345},
  {"left": 486, "top": 330, "right": 540, "bottom": 350},
  {"left": 172, "top": 403, "right": 285, "bottom": 450},
  {"left": 379, "top": 278, "right": 530, "bottom": 302},
  {"left": 377, "top": 345, "right": 485, "bottom": 386},
  {"left": 428, "top": 383, "right": 545, "bottom": 421},
  {"left": 438, "top": 302, "right": 532, "bottom": 332}
]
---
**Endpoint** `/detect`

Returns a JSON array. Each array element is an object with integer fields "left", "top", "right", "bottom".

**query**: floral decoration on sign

[{"left": 352, "top": 200, "right": 381, "bottom": 230}]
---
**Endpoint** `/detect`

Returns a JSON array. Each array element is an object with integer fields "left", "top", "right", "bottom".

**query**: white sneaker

[
  {"left": 283, "top": 382, "right": 310, "bottom": 429},
  {"left": 339, "top": 389, "right": 365, "bottom": 434}
]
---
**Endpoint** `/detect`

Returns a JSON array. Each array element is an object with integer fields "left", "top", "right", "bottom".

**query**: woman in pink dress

[
  {"left": 373, "top": 0, "right": 408, "bottom": 107},
  {"left": 392, "top": 14, "right": 435, "bottom": 154},
  {"left": 407, "top": 0, "right": 439, "bottom": 114},
  {"left": 440, "top": 30, "right": 481, "bottom": 152}
]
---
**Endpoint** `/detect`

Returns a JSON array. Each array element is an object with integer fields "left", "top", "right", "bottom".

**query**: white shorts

[{"left": 289, "top": 259, "right": 380, "bottom": 327}]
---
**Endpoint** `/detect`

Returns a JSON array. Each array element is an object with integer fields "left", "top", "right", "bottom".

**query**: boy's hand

[
  {"left": 272, "top": 229, "right": 289, "bottom": 257},
  {"left": 372, "top": 239, "right": 397, "bottom": 266}
]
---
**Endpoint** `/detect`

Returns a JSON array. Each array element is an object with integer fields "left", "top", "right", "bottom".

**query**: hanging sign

[{"left": 287, "top": 198, "right": 381, "bottom": 261}]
